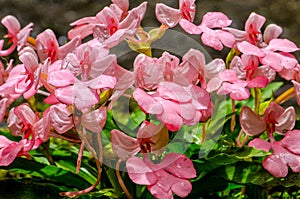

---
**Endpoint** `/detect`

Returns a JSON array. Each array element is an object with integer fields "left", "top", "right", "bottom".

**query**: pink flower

[
  {"left": 0, "top": 104, "right": 50, "bottom": 166},
  {"left": 126, "top": 153, "right": 196, "bottom": 199},
  {"left": 207, "top": 69, "right": 256, "bottom": 100},
  {"left": 179, "top": 12, "right": 235, "bottom": 50},
  {"left": 0, "top": 15, "right": 33, "bottom": 56},
  {"left": 36, "top": 29, "right": 80, "bottom": 63},
  {"left": 240, "top": 103, "right": 295, "bottom": 136},
  {"left": 48, "top": 103, "right": 74, "bottom": 134},
  {"left": 111, "top": 121, "right": 168, "bottom": 160},
  {"left": 68, "top": 2, "right": 147, "bottom": 45},
  {"left": 134, "top": 49, "right": 206, "bottom": 90},
  {"left": 237, "top": 39, "right": 299, "bottom": 72},
  {"left": 0, "top": 47, "right": 41, "bottom": 99},
  {"left": 133, "top": 81, "right": 211, "bottom": 131},
  {"left": 249, "top": 130, "right": 300, "bottom": 178},
  {"left": 230, "top": 54, "right": 275, "bottom": 85},
  {"left": 225, "top": 12, "right": 266, "bottom": 46},
  {"left": 155, "top": 0, "right": 196, "bottom": 28}
]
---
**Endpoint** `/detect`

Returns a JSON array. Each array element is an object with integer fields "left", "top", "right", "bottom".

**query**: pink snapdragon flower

[
  {"left": 0, "top": 47, "right": 41, "bottom": 99},
  {"left": 248, "top": 130, "right": 300, "bottom": 178},
  {"left": 225, "top": 12, "right": 266, "bottom": 46},
  {"left": 111, "top": 121, "right": 168, "bottom": 160},
  {"left": 126, "top": 153, "right": 196, "bottom": 199},
  {"left": 230, "top": 54, "right": 275, "bottom": 84},
  {"left": 68, "top": 2, "right": 147, "bottom": 45},
  {"left": 0, "top": 104, "right": 50, "bottom": 166},
  {"left": 0, "top": 15, "right": 33, "bottom": 56},
  {"left": 47, "top": 67, "right": 116, "bottom": 109},
  {"left": 133, "top": 81, "right": 211, "bottom": 131},
  {"left": 36, "top": 29, "right": 80, "bottom": 63},
  {"left": 155, "top": 0, "right": 196, "bottom": 28},
  {"left": 134, "top": 49, "right": 206, "bottom": 90},
  {"left": 207, "top": 69, "right": 268, "bottom": 101},
  {"left": 240, "top": 103, "right": 296, "bottom": 136},
  {"left": 179, "top": 12, "right": 235, "bottom": 50},
  {"left": 237, "top": 39, "right": 299, "bottom": 72}
]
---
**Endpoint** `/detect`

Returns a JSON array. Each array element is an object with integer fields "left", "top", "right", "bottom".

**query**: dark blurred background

[{"left": 0, "top": 0, "right": 300, "bottom": 54}]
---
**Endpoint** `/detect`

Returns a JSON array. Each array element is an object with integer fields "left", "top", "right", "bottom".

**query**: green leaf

[
  {"left": 0, "top": 158, "right": 91, "bottom": 189},
  {"left": 261, "top": 82, "right": 283, "bottom": 101}
]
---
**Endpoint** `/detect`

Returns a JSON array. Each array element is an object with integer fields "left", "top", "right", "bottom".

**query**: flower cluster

[{"left": 0, "top": 0, "right": 299, "bottom": 198}]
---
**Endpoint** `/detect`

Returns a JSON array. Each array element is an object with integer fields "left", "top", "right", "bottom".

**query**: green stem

[
  {"left": 201, "top": 122, "right": 206, "bottom": 144},
  {"left": 230, "top": 99, "right": 236, "bottom": 132},
  {"left": 254, "top": 88, "right": 261, "bottom": 114}
]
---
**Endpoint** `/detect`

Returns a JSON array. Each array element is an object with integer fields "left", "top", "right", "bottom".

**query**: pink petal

[
  {"left": 161, "top": 153, "right": 196, "bottom": 179},
  {"left": 0, "top": 135, "right": 14, "bottom": 148},
  {"left": 111, "top": 0, "right": 129, "bottom": 12},
  {"left": 248, "top": 138, "right": 271, "bottom": 152},
  {"left": 204, "top": 58, "right": 225, "bottom": 79},
  {"left": 259, "top": 51, "right": 282, "bottom": 71},
  {"left": 247, "top": 76, "right": 269, "bottom": 88},
  {"left": 187, "top": 85, "right": 210, "bottom": 109},
  {"left": 201, "top": 28, "right": 223, "bottom": 50},
  {"left": 48, "top": 69, "right": 75, "bottom": 87},
  {"left": 34, "top": 113, "right": 51, "bottom": 142},
  {"left": 1, "top": 15, "right": 20, "bottom": 34},
  {"left": 87, "top": 74, "right": 116, "bottom": 89},
  {"left": 240, "top": 106, "right": 266, "bottom": 136},
  {"left": 58, "top": 36, "right": 81, "bottom": 60},
  {"left": 157, "top": 82, "right": 191, "bottom": 103},
  {"left": 73, "top": 79, "right": 99, "bottom": 109},
  {"left": 281, "top": 130, "right": 300, "bottom": 155},
  {"left": 126, "top": 156, "right": 158, "bottom": 185},
  {"left": 14, "top": 104, "right": 36, "bottom": 126},
  {"left": 215, "top": 29, "right": 235, "bottom": 48},
  {"left": 237, "top": 41, "right": 265, "bottom": 57},
  {"left": 201, "top": 12, "right": 232, "bottom": 28},
  {"left": 263, "top": 24, "right": 282, "bottom": 44},
  {"left": 19, "top": 51, "right": 38, "bottom": 74},
  {"left": 55, "top": 86, "right": 74, "bottom": 105},
  {"left": 206, "top": 77, "right": 222, "bottom": 92},
  {"left": 155, "top": 3, "right": 181, "bottom": 28},
  {"left": 81, "top": 107, "right": 107, "bottom": 133},
  {"left": 266, "top": 39, "right": 299, "bottom": 52},
  {"left": 0, "top": 140, "right": 25, "bottom": 166},
  {"left": 110, "top": 129, "right": 139, "bottom": 160},
  {"left": 275, "top": 107, "right": 295, "bottom": 134},
  {"left": 245, "top": 12, "right": 266, "bottom": 33},
  {"left": 179, "top": 19, "right": 202, "bottom": 34},
  {"left": 155, "top": 98, "right": 183, "bottom": 131},
  {"left": 262, "top": 154, "right": 288, "bottom": 178},
  {"left": 133, "top": 88, "right": 163, "bottom": 114},
  {"left": 49, "top": 104, "right": 73, "bottom": 134},
  {"left": 0, "top": 98, "right": 8, "bottom": 123},
  {"left": 220, "top": 70, "right": 238, "bottom": 82},
  {"left": 292, "top": 80, "right": 300, "bottom": 105},
  {"left": 148, "top": 183, "right": 173, "bottom": 199},
  {"left": 172, "top": 179, "right": 193, "bottom": 198}
]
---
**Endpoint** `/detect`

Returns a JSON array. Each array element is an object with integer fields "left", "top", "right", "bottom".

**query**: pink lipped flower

[
  {"left": 133, "top": 81, "right": 211, "bottom": 131},
  {"left": 179, "top": 12, "right": 235, "bottom": 50},
  {"left": 36, "top": 29, "right": 80, "bottom": 63},
  {"left": 155, "top": 0, "right": 196, "bottom": 28},
  {"left": 240, "top": 102, "right": 296, "bottom": 137},
  {"left": 0, "top": 104, "right": 50, "bottom": 166},
  {"left": 111, "top": 121, "right": 168, "bottom": 160},
  {"left": 248, "top": 130, "right": 300, "bottom": 178},
  {"left": 126, "top": 153, "right": 196, "bottom": 199},
  {"left": 0, "top": 15, "right": 33, "bottom": 56}
]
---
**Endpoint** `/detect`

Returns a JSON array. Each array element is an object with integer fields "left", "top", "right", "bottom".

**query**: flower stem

[
  {"left": 27, "top": 36, "right": 36, "bottom": 46},
  {"left": 60, "top": 157, "right": 102, "bottom": 198},
  {"left": 274, "top": 87, "right": 295, "bottom": 104},
  {"left": 230, "top": 99, "right": 236, "bottom": 132},
  {"left": 254, "top": 88, "right": 261, "bottom": 114},
  {"left": 201, "top": 122, "right": 206, "bottom": 144},
  {"left": 116, "top": 159, "right": 133, "bottom": 199}
]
